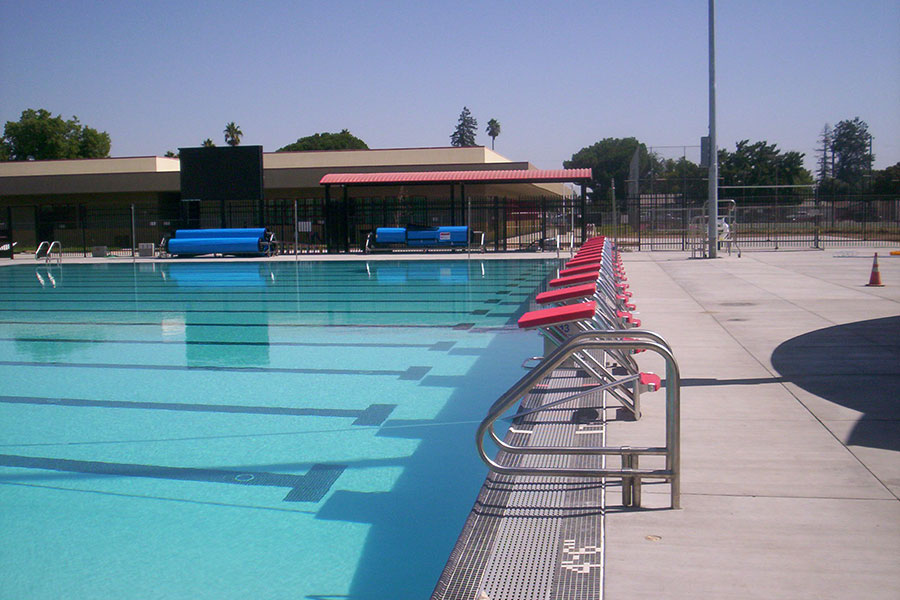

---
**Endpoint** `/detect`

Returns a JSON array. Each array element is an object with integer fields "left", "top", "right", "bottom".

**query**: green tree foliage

[
  {"left": 831, "top": 117, "right": 874, "bottom": 190},
  {"left": 485, "top": 118, "right": 501, "bottom": 150},
  {"left": 450, "top": 107, "right": 478, "bottom": 147},
  {"left": 815, "top": 124, "right": 833, "bottom": 183},
  {"left": 717, "top": 139, "right": 813, "bottom": 202},
  {"left": 655, "top": 156, "right": 708, "bottom": 198},
  {"left": 1, "top": 108, "right": 110, "bottom": 160},
  {"left": 202, "top": 138, "right": 215, "bottom": 147},
  {"left": 564, "top": 137, "right": 651, "bottom": 207},
  {"left": 277, "top": 129, "right": 368, "bottom": 152},
  {"left": 223, "top": 122, "right": 243, "bottom": 147},
  {"left": 871, "top": 162, "right": 900, "bottom": 195}
]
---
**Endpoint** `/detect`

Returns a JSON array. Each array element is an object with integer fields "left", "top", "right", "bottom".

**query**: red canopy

[{"left": 319, "top": 168, "right": 592, "bottom": 186}]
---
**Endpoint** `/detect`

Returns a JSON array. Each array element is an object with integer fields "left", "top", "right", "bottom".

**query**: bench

[
  {"left": 165, "top": 228, "right": 275, "bottom": 257},
  {"left": 364, "top": 226, "right": 482, "bottom": 252}
]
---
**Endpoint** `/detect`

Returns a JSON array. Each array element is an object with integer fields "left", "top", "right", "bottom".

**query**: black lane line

[
  {"left": 0, "top": 283, "right": 535, "bottom": 292},
  {"left": 0, "top": 454, "right": 345, "bottom": 503},
  {"left": 2, "top": 291, "right": 515, "bottom": 299},
  {"left": 0, "top": 396, "right": 397, "bottom": 426},
  {"left": 0, "top": 361, "right": 432, "bottom": 380},
  {"left": 0, "top": 308, "right": 478, "bottom": 315},
  {"left": 2, "top": 337, "right": 455, "bottom": 352},
  {"left": 0, "top": 320, "right": 479, "bottom": 330}
]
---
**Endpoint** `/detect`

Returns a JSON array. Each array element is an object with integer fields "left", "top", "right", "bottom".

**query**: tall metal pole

[{"left": 707, "top": 0, "right": 718, "bottom": 258}]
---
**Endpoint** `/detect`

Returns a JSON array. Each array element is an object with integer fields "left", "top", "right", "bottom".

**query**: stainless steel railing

[
  {"left": 476, "top": 329, "right": 681, "bottom": 509},
  {"left": 35, "top": 241, "right": 62, "bottom": 264}
]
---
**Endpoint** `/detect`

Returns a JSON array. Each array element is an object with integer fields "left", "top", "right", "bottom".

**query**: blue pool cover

[{"left": 167, "top": 228, "right": 268, "bottom": 256}]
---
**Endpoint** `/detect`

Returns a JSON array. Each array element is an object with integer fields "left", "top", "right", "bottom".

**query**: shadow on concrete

[{"left": 771, "top": 315, "right": 900, "bottom": 452}]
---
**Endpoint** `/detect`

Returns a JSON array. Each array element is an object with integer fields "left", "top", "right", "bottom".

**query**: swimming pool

[{"left": 0, "top": 259, "right": 557, "bottom": 599}]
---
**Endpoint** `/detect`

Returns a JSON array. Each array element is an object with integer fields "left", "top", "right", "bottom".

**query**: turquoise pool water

[{"left": 0, "top": 259, "right": 557, "bottom": 599}]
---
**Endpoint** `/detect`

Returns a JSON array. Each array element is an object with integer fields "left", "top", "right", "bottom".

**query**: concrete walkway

[{"left": 605, "top": 249, "right": 899, "bottom": 599}]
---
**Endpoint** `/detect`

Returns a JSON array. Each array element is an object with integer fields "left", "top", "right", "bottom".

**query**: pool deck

[
  {"left": 6, "top": 248, "right": 900, "bottom": 597},
  {"left": 602, "top": 249, "right": 899, "bottom": 599}
]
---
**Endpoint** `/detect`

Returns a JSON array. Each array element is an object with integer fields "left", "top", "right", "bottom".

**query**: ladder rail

[
  {"left": 47, "top": 241, "right": 62, "bottom": 264},
  {"left": 476, "top": 329, "right": 681, "bottom": 509}
]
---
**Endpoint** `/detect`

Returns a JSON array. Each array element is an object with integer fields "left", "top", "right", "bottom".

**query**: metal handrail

[
  {"left": 35, "top": 241, "right": 61, "bottom": 264},
  {"left": 476, "top": 329, "right": 681, "bottom": 509},
  {"left": 47, "top": 241, "right": 61, "bottom": 264}
]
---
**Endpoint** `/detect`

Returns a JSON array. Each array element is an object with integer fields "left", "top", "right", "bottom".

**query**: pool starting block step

[{"left": 518, "top": 301, "right": 597, "bottom": 329}]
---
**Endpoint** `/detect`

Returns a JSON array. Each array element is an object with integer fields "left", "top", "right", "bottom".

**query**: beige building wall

[{"left": 0, "top": 147, "right": 570, "bottom": 205}]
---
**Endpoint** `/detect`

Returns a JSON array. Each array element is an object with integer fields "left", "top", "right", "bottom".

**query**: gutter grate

[{"left": 432, "top": 367, "right": 608, "bottom": 600}]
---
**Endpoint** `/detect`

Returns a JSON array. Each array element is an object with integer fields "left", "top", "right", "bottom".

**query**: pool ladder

[
  {"left": 476, "top": 330, "right": 682, "bottom": 509},
  {"left": 35, "top": 241, "right": 62, "bottom": 264}
]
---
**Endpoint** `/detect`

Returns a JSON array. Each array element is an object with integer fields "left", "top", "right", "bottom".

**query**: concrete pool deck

[{"left": 604, "top": 249, "right": 899, "bottom": 599}]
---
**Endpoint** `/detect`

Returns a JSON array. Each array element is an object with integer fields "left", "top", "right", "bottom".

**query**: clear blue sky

[{"left": 2, "top": 0, "right": 897, "bottom": 171}]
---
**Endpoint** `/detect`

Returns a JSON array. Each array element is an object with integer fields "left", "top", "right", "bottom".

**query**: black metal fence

[{"left": 2, "top": 194, "right": 898, "bottom": 257}]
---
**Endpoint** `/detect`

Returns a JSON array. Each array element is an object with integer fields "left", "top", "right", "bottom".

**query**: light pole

[{"left": 707, "top": 0, "right": 718, "bottom": 258}]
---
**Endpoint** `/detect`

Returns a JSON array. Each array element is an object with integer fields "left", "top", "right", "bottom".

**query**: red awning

[{"left": 319, "top": 168, "right": 592, "bottom": 186}]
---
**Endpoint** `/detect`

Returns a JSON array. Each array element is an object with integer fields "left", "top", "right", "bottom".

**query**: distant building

[{"left": 0, "top": 146, "right": 573, "bottom": 252}]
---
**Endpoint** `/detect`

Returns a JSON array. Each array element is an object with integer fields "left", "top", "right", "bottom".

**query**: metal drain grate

[{"left": 432, "top": 368, "right": 608, "bottom": 600}]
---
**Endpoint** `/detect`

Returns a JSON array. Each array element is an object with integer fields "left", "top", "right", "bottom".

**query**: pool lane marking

[
  {"left": 0, "top": 320, "right": 507, "bottom": 331},
  {"left": 1, "top": 337, "right": 457, "bottom": 352},
  {"left": 1, "top": 290, "right": 529, "bottom": 299},
  {"left": 0, "top": 396, "right": 396, "bottom": 426},
  {"left": 0, "top": 454, "right": 345, "bottom": 503},
  {"left": 0, "top": 307, "right": 528, "bottom": 315},
  {"left": 0, "top": 361, "right": 432, "bottom": 380}
]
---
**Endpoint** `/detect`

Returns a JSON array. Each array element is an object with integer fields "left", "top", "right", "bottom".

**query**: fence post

[
  {"left": 130, "top": 204, "right": 136, "bottom": 258},
  {"left": 493, "top": 196, "right": 499, "bottom": 252},
  {"left": 80, "top": 205, "right": 87, "bottom": 257},
  {"left": 580, "top": 184, "right": 587, "bottom": 244},
  {"left": 611, "top": 180, "right": 617, "bottom": 248},
  {"left": 814, "top": 187, "right": 820, "bottom": 249},
  {"left": 1, "top": 206, "right": 12, "bottom": 260},
  {"left": 540, "top": 196, "right": 547, "bottom": 247}
]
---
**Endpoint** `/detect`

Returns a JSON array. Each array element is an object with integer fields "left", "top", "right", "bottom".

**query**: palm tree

[
  {"left": 202, "top": 138, "right": 215, "bottom": 147},
  {"left": 486, "top": 118, "right": 501, "bottom": 150},
  {"left": 223, "top": 122, "right": 242, "bottom": 147}
]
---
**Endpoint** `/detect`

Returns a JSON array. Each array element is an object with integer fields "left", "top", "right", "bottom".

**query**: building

[{"left": 0, "top": 146, "right": 582, "bottom": 253}]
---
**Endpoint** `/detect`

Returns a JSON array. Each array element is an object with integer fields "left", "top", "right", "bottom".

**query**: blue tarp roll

[
  {"left": 167, "top": 237, "right": 263, "bottom": 255},
  {"left": 174, "top": 228, "right": 267, "bottom": 239}
]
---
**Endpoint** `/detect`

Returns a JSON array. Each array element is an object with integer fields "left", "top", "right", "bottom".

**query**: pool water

[{"left": 0, "top": 259, "right": 557, "bottom": 599}]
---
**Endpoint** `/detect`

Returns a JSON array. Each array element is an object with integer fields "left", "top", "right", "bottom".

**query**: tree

[
  {"left": 656, "top": 156, "right": 708, "bottom": 198},
  {"left": 2, "top": 108, "right": 110, "bottom": 160},
  {"left": 871, "top": 162, "right": 900, "bottom": 195},
  {"left": 718, "top": 139, "right": 813, "bottom": 202},
  {"left": 202, "top": 138, "right": 215, "bottom": 147},
  {"left": 815, "top": 124, "right": 833, "bottom": 183},
  {"left": 277, "top": 129, "right": 368, "bottom": 152},
  {"left": 832, "top": 117, "right": 874, "bottom": 190},
  {"left": 485, "top": 118, "right": 501, "bottom": 150},
  {"left": 450, "top": 107, "right": 478, "bottom": 147},
  {"left": 564, "top": 137, "right": 650, "bottom": 207},
  {"left": 223, "top": 122, "right": 243, "bottom": 147}
]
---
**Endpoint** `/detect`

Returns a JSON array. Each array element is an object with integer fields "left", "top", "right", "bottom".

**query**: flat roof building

[{"left": 0, "top": 147, "right": 579, "bottom": 253}]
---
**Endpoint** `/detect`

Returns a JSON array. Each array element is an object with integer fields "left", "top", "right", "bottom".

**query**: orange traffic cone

[{"left": 866, "top": 253, "right": 885, "bottom": 287}]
